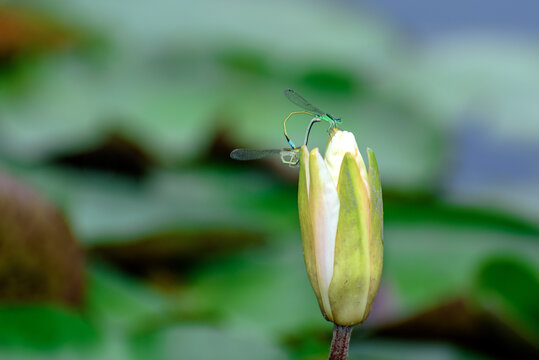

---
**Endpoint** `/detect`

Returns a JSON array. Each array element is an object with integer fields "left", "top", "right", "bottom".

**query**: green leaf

[
  {"left": 85, "top": 264, "right": 171, "bottom": 330},
  {"left": 384, "top": 224, "right": 539, "bottom": 314},
  {"left": 0, "top": 306, "right": 98, "bottom": 350},
  {"left": 184, "top": 242, "right": 324, "bottom": 339},
  {"left": 473, "top": 255, "right": 539, "bottom": 344},
  {"left": 131, "top": 325, "right": 289, "bottom": 360}
]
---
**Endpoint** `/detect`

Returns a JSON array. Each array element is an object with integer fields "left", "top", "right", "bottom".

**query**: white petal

[
  {"left": 325, "top": 130, "right": 369, "bottom": 193},
  {"left": 309, "top": 149, "right": 340, "bottom": 318}
]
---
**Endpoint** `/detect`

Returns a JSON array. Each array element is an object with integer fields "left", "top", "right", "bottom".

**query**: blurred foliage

[
  {"left": 0, "top": 172, "right": 84, "bottom": 307},
  {"left": 0, "top": 306, "right": 98, "bottom": 350},
  {"left": 473, "top": 256, "right": 539, "bottom": 346},
  {"left": 0, "top": 0, "right": 538, "bottom": 359}
]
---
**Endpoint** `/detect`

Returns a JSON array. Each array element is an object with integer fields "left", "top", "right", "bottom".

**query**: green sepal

[
  {"left": 298, "top": 146, "right": 327, "bottom": 320},
  {"left": 365, "top": 148, "right": 383, "bottom": 315},
  {"left": 328, "top": 153, "right": 371, "bottom": 325}
]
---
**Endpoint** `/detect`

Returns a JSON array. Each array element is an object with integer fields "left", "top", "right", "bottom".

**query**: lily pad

[
  {"left": 0, "top": 171, "right": 84, "bottom": 307},
  {"left": 473, "top": 255, "right": 539, "bottom": 346},
  {"left": 131, "top": 324, "right": 289, "bottom": 360}
]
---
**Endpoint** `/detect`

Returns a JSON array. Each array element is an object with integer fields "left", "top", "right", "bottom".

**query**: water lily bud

[{"left": 298, "top": 128, "right": 383, "bottom": 326}]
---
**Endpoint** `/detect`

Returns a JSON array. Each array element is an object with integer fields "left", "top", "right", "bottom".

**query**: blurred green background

[{"left": 0, "top": 0, "right": 538, "bottom": 359}]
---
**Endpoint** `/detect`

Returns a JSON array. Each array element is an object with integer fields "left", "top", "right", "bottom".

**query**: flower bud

[{"left": 298, "top": 129, "right": 383, "bottom": 325}]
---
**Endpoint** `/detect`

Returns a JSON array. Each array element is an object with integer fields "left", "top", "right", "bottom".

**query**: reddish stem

[{"left": 328, "top": 324, "right": 353, "bottom": 360}]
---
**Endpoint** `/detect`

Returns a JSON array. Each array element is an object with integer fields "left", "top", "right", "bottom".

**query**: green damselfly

[
  {"left": 230, "top": 89, "right": 338, "bottom": 166},
  {"left": 283, "top": 88, "right": 341, "bottom": 149}
]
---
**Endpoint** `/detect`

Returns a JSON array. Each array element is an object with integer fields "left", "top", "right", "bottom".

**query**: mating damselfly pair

[{"left": 230, "top": 89, "right": 341, "bottom": 166}]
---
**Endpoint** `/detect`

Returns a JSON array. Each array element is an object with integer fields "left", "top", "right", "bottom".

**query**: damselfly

[
  {"left": 230, "top": 117, "right": 320, "bottom": 166},
  {"left": 283, "top": 88, "right": 341, "bottom": 148}
]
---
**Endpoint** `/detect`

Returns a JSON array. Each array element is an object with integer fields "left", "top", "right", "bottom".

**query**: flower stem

[{"left": 328, "top": 324, "right": 353, "bottom": 360}]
